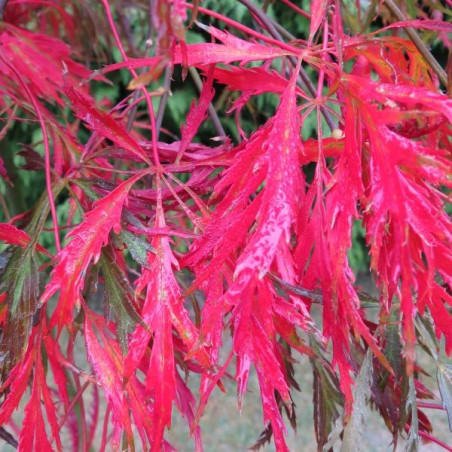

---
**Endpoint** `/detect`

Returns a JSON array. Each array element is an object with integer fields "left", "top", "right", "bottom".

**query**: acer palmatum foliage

[{"left": 0, "top": 1, "right": 451, "bottom": 451}]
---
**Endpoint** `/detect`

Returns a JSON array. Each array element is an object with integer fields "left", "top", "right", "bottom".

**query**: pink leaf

[
  {"left": 0, "top": 345, "right": 36, "bottom": 425},
  {"left": 126, "top": 175, "right": 210, "bottom": 451},
  {"left": 309, "top": 0, "right": 328, "bottom": 43}
]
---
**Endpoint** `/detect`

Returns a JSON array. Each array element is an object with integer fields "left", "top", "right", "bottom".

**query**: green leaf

[
  {"left": 414, "top": 313, "right": 439, "bottom": 360},
  {"left": 118, "top": 228, "right": 155, "bottom": 267},
  {"left": 0, "top": 245, "right": 39, "bottom": 380},
  {"left": 310, "top": 336, "right": 344, "bottom": 451},
  {"left": 100, "top": 245, "right": 147, "bottom": 353},
  {"left": 383, "top": 307, "right": 403, "bottom": 378}
]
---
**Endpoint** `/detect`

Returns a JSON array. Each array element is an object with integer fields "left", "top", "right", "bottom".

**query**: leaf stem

[{"left": 384, "top": 0, "right": 447, "bottom": 88}]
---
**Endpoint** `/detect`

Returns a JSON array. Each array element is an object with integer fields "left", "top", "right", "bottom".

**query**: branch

[
  {"left": 268, "top": 273, "right": 323, "bottom": 303},
  {"left": 268, "top": 272, "right": 380, "bottom": 308},
  {"left": 0, "top": 427, "right": 17, "bottom": 449}
]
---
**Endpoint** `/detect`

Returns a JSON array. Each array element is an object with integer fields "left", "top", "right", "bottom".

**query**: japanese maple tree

[{"left": 0, "top": 0, "right": 451, "bottom": 451}]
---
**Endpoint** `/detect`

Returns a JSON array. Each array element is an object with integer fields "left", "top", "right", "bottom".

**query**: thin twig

[
  {"left": 268, "top": 272, "right": 381, "bottom": 308},
  {"left": 385, "top": 0, "right": 447, "bottom": 88},
  {"left": 268, "top": 273, "right": 323, "bottom": 303},
  {"left": 125, "top": 43, "right": 154, "bottom": 133},
  {"left": 237, "top": 0, "right": 336, "bottom": 132},
  {"left": 0, "top": 427, "right": 17, "bottom": 449}
]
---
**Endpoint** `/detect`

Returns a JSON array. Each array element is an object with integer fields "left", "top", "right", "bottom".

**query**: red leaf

[
  {"left": 65, "top": 86, "right": 150, "bottom": 163},
  {"left": 177, "top": 66, "right": 215, "bottom": 162},
  {"left": 377, "top": 19, "right": 452, "bottom": 34},
  {"left": 43, "top": 333, "right": 70, "bottom": 408},
  {"left": 84, "top": 314, "right": 134, "bottom": 443},
  {"left": 92, "top": 56, "right": 165, "bottom": 78},
  {"left": 172, "top": 25, "right": 293, "bottom": 66},
  {"left": 211, "top": 65, "right": 295, "bottom": 98},
  {"left": 374, "top": 83, "right": 452, "bottom": 123},
  {"left": 342, "top": 74, "right": 452, "bottom": 371},
  {"left": 187, "top": 66, "right": 306, "bottom": 452},
  {"left": 309, "top": 0, "right": 328, "bottom": 43},
  {"left": 0, "top": 344, "right": 36, "bottom": 425},
  {"left": 126, "top": 175, "right": 210, "bottom": 451},
  {"left": 175, "top": 373, "right": 203, "bottom": 451},
  {"left": 0, "top": 223, "right": 51, "bottom": 256},
  {"left": 232, "top": 63, "right": 302, "bottom": 282},
  {"left": 41, "top": 172, "right": 146, "bottom": 330},
  {"left": 0, "top": 24, "right": 90, "bottom": 106}
]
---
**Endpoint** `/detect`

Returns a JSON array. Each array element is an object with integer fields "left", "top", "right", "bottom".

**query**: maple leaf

[
  {"left": 0, "top": 244, "right": 40, "bottom": 379},
  {"left": 0, "top": 23, "right": 90, "bottom": 106},
  {"left": 342, "top": 74, "right": 452, "bottom": 372},
  {"left": 177, "top": 66, "right": 215, "bottom": 162},
  {"left": 100, "top": 245, "right": 146, "bottom": 353},
  {"left": 309, "top": 0, "right": 328, "bottom": 43},
  {"left": 1, "top": 1, "right": 451, "bottom": 450},
  {"left": 185, "top": 64, "right": 309, "bottom": 451},
  {"left": 41, "top": 171, "right": 146, "bottom": 331},
  {"left": 173, "top": 24, "right": 294, "bottom": 66},
  {"left": 65, "top": 86, "right": 150, "bottom": 163},
  {"left": 211, "top": 66, "right": 291, "bottom": 97},
  {"left": 0, "top": 338, "right": 36, "bottom": 425},
  {"left": 84, "top": 313, "right": 134, "bottom": 447},
  {"left": 125, "top": 174, "right": 209, "bottom": 451},
  {"left": 19, "top": 345, "right": 63, "bottom": 451}
]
